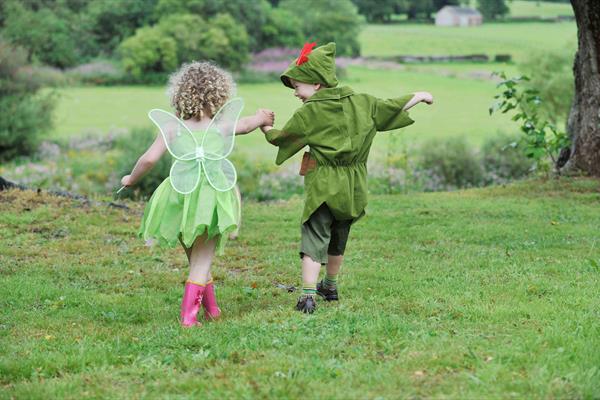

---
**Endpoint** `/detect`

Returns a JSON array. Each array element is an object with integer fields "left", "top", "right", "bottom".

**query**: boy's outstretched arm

[
  {"left": 121, "top": 134, "right": 167, "bottom": 187},
  {"left": 236, "top": 109, "right": 274, "bottom": 135},
  {"left": 402, "top": 91, "right": 434, "bottom": 111}
]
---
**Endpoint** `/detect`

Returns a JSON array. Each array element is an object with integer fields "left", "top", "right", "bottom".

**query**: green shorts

[{"left": 300, "top": 203, "right": 352, "bottom": 264}]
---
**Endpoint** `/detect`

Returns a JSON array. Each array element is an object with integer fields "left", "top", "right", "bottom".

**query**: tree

[
  {"left": 260, "top": 8, "right": 304, "bottom": 48},
  {"left": 477, "top": 0, "right": 509, "bottom": 20},
  {"left": 153, "top": 0, "right": 283, "bottom": 51},
  {"left": 2, "top": 1, "right": 80, "bottom": 67},
  {"left": 155, "top": 14, "right": 213, "bottom": 66},
  {"left": 86, "top": 0, "right": 159, "bottom": 56},
  {"left": 433, "top": 0, "right": 461, "bottom": 10},
  {"left": 0, "top": 0, "right": 133, "bottom": 66},
  {"left": 560, "top": 1, "right": 600, "bottom": 175},
  {"left": 351, "top": 0, "right": 403, "bottom": 22},
  {"left": 406, "top": 0, "right": 433, "bottom": 20},
  {"left": 209, "top": 13, "right": 250, "bottom": 70},
  {"left": 403, "top": 0, "right": 462, "bottom": 20},
  {"left": 279, "top": 0, "right": 364, "bottom": 56}
]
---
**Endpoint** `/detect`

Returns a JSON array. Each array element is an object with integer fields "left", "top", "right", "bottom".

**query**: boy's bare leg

[
  {"left": 296, "top": 254, "right": 321, "bottom": 313},
  {"left": 326, "top": 255, "right": 343, "bottom": 277},
  {"left": 301, "top": 255, "right": 321, "bottom": 293},
  {"left": 318, "top": 255, "right": 342, "bottom": 301}
]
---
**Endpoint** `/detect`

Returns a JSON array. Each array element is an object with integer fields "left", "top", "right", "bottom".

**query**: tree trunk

[{"left": 563, "top": 1, "right": 600, "bottom": 176}]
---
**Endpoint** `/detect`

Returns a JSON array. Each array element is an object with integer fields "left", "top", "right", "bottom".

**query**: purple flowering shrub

[{"left": 242, "top": 48, "right": 351, "bottom": 82}]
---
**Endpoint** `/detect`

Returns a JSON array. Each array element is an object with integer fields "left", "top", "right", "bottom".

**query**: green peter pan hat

[{"left": 280, "top": 42, "right": 339, "bottom": 89}]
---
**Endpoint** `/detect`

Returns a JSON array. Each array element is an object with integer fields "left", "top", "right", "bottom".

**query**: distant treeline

[
  {"left": 0, "top": 0, "right": 365, "bottom": 74},
  {"left": 0, "top": 0, "right": 526, "bottom": 75}
]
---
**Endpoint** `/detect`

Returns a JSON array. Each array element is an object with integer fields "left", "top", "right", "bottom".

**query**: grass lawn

[
  {"left": 50, "top": 66, "right": 520, "bottom": 162},
  {"left": 508, "top": 0, "right": 574, "bottom": 18},
  {"left": 1, "top": 178, "right": 599, "bottom": 398},
  {"left": 359, "top": 22, "right": 576, "bottom": 63}
]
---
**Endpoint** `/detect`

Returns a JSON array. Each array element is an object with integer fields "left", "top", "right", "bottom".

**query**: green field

[
  {"left": 50, "top": 18, "right": 575, "bottom": 161},
  {"left": 359, "top": 22, "right": 576, "bottom": 62},
  {"left": 2, "top": 178, "right": 599, "bottom": 398},
  {"left": 508, "top": 0, "right": 574, "bottom": 18},
  {"left": 460, "top": 0, "right": 573, "bottom": 18},
  {"left": 51, "top": 66, "right": 521, "bottom": 162}
]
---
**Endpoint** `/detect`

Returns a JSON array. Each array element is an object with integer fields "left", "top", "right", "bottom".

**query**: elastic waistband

[{"left": 316, "top": 160, "right": 366, "bottom": 167}]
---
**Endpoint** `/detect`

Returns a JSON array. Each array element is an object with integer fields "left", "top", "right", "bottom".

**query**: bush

[
  {"left": 65, "top": 61, "right": 126, "bottom": 86},
  {"left": 119, "top": 12, "right": 250, "bottom": 81},
  {"left": 17, "top": 65, "right": 70, "bottom": 87},
  {"left": 519, "top": 49, "right": 574, "bottom": 124},
  {"left": 118, "top": 27, "right": 178, "bottom": 81},
  {"left": 418, "top": 137, "right": 484, "bottom": 191},
  {"left": 491, "top": 73, "right": 570, "bottom": 175},
  {"left": 481, "top": 133, "right": 534, "bottom": 185},
  {"left": 229, "top": 154, "right": 303, "bottom": 201},
  {"left": 0, "top": 39, "right": 56, "bottom": 161}
]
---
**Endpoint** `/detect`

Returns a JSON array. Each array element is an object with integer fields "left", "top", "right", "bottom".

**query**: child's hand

[
  {"left": 260, "top": 125, "right": 273, "bottom": 134},
  {"left": 256, "top": 109, "right": 275, "bottom": 127},
  {"left": 418, "top": 91, "right": 433, "bottom": 105},
  {"left": 121, "top": 175, "right": 132, "bottom": 187}
]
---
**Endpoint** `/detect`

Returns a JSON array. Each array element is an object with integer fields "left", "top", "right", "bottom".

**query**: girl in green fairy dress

[{"left": 121, "top": 61, "right": 274, "bottom": 327}]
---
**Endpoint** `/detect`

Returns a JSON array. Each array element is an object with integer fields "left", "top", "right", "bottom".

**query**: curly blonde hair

[{"left": 167, "top": 61, "right": 235, "bottom": 120}]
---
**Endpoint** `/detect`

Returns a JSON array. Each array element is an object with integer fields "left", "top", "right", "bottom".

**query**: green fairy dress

[{"left": 139, "top": 127, "right": 239, "bottom": 254}]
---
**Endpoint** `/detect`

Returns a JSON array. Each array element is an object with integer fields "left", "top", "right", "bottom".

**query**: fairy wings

[{"left": 147, "top": 98, "right": 244, "bottom": 194}]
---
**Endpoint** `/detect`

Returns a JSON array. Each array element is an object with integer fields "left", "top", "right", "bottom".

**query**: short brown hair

[{"left": 167, "top": 61, "right": 235, "bottom": 120}]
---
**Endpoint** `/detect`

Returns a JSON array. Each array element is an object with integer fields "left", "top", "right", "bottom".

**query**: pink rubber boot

[
  {"left": 202, "top": 281, "right": 221, "bottom": 320},
  {"left": 180, "top": 281, "right": 205, "bottom": 327}
]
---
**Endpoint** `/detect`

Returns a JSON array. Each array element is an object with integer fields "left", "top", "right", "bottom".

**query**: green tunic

[{"left": 265, "top": 86, "right": 414, "bottom": 224}]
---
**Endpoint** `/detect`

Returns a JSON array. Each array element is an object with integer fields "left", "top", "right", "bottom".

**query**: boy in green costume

[{"left": 261, "top": 42, "right": 433, "bottom": 313}]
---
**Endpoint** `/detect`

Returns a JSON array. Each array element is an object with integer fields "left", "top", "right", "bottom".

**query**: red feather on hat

[{"left": 296, "top": 42, "right": 317, "bottom": 66}]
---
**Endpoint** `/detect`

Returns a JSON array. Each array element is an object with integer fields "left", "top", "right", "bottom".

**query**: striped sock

[
  {"left": 323, "top": 273, "right": 338, "bottom": 289},
  {"left": 302, "top": 283, "right": 317, "bottom": 297}
]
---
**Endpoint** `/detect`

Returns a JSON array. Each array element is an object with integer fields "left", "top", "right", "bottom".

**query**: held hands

[
  {"left": 257, "top": 108, "right": 274, "bottom": 126},
  {"left": 256, "top": 108, "right": 274, "bottom": 133}
]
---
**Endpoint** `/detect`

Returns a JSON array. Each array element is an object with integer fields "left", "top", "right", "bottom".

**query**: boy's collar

[{"left": 305, "top": 86, "right": 354, "bottom": 103}]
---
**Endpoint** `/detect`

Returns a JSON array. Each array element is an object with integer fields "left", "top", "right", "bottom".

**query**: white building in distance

[{"left": 435, "top": 6, "right": 483, "bottom": 27}]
